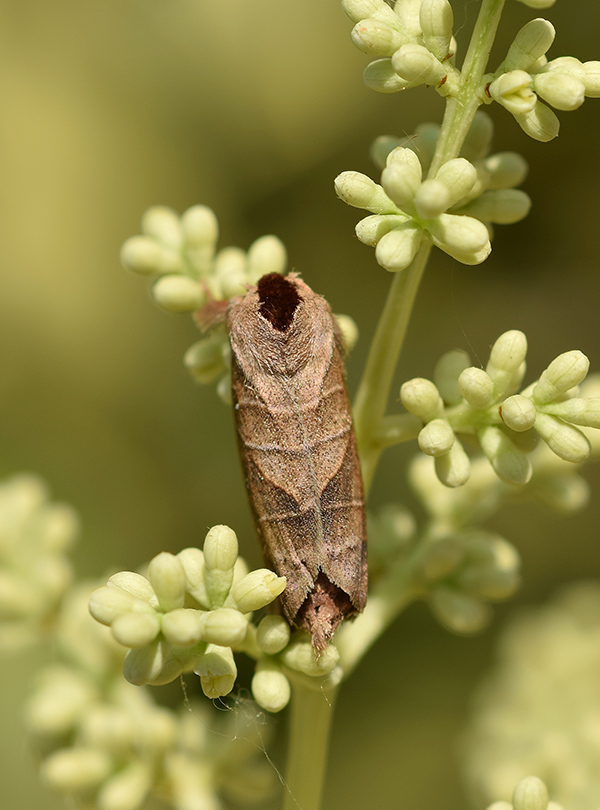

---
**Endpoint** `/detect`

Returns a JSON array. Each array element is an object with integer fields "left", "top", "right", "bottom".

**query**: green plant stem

[
  {"left": 353, "top": 241, "right": 431, "bottom": 493},
  {"left": 282, "top": 677, "right": 338, "bottom": 810}
]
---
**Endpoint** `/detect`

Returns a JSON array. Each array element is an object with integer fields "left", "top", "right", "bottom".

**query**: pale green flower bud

[
  {"left": 489, "top": 71, "right": 536, "bottom": 115},
  {"left": 148, "top": 552, "right": 186, "bottom": 613},
  {"left": 364, "top": 58, "right": 409, "bottom": 93},
  {"left": 533, "top": 72, "right": 585, "bottom": 111},
  {"left": 355, "top": 214, "right": 411, "bottom": 246},
  {"left": 184, "top": 334, "right": 227, "bottom": 385},
  {"left": 514, "top": 101, "right": 559, "bottom": 142},
  {"left": 195, "top": 644, "right": 237, "bottom": 699},
  {"left": 256, "top": 615, "right": 291, "bottom": 654},
  {"left": 370, "top": 135, "right": 404, "bottom": 169},
  {"left": 120, "top": 236, "right": 178, "bottom": 276},
  {"left": 429, "top": 586, "right": 491, "bottom": 633},
  {"left": 414, "top": 179, "right": 450, "bottom": 219},
  {"left": 375, "top": 223, "right": 422, "bottom": 271},
  {"left": 251, "top": 659, "right": 291, "bottom": 713},
  {"left": 41, "top": 748, "right": 112, "bottom": 793},
  {"left": 181, "top": 204, "right": 218, "bottom": 248},
  {"left": 342, "top": 0, "right": 401, "bottom": 26},
  {"left": 335, "top": 314, "right": 359, "bottom": 353},
  {"left": 418, "top": 418, "right": 455, "bottom": 457},
  {"left": 394, "top": 0, "right": 424, "bottom": 39},
  {"left": 246, "top": 235, "right": 287, "bottom": 284},
  {"left": 462, "top": 112, "right": 494, "bottom": 163},
  {"left": 435, "top": 438, "right": 471, "bottom": 487},
  {"left": 97, "top": 761, "right": 152, "bottom": 810},
  {"left": 176, "top": 548, "right": 207, "bottom": 606},
  {"left": 391, "top": 44, "right": 446, "bottom": 87},
  {"left": 409, "top": 122, "right": 441, "bottom": 170},
  {"left": 214, "top": 246, "right": 247, "bottom": 299},
  {"left": 281, "top": 638, "right": 340, "bottom": 676},
  {"left": 543, "top": 397, "right": 600, "bottom": 428},
  {"left": 89, "top": 585, "right": 155, "bottom": 626},
  {"left": 582, "top": 61, "right": 600, "bottom": 97},
  {"left": 152, "top": 275, "right": 205, "bottom": 313},
  {"left": 203, "top": 525, "right": 238, "bottom": 608},
  {"left": 161, "top": 608, "right": 204, "bottom": 647},
  {"left": 230, "top": 569, "right": 286, "bottom": 613},
  {"left": 400, "top": 378, "right": 443, "bottom": 420},
  {"left": 419, "top": 0, "right": 454, "bottom": 62},
  {"left": 434, "top": 349, "right": 471, "bottom": 405},
  {"left": 111, "top": 612, "right": 161, "bottom": 648},
  {"left": 216, "top": 373, "right": 232, "bottom": 406},
  {"left": 486, "top": 803, "right": 513, "bottom": 810},
  {"left": 501, "top": 394, "right": 537, "bottom": 432},
  {"left": 427, "top": 213, "right": 491, "bottom": 264},
  {"left": 484, "top": 151, "right": 528, "bottom": 190},
  {"left": 461, "top": 189, "right": 531, "bottom": 224},
  {"left": 458, "top": 367, "right": 495, "bottom": 408},
  {"left": 512, "top": 776, "right": 549, "bottom": 810},
  {"left": 435, "top": 158, "right": 478, "bottom": 207},
  {"left": 486, "top": 330, "right": 528, "bottom": 397},
  {"left": 351, "top": 19, "right": 406, "bottom": 57},
  {"left": 123, "top": 640, "right": 168, "bottom": 686},
  {"left": 514, "top": 0, "right": 556, "bottom": 9},
  {"left": 142, "top": 206, "right": 183, "bottom": 249},
  {"left": 503, "top": 19, "right": 555, "bottom": 72},
  {"left": 107, "top": 572, "right": 158, "bottom": 607},
  {"left": 531, "top": 467, "right": 589, "bottom": 514},
  {"left": 479, "top": 425, "right": 532, "bottom": 485},
  {"left": 457, "top": 535, "right": 520, "bottom": 600},
  {"left": 25, "top": 668, "right": 96, "bottom": 735},
  {"left": 534, "top": 412, "right": 590, "bottom": 463},
  {"left": 381, "top": 148, "right": 422, "bottom": 209},
  {"left": 334, "top": 171, "right": 397, "bottom": 213},
  {"left": 420, "top": 538, "right": 463, "bottom": 581},
  {"left": 533, "top": 350, "right": 590, "bottom": 404},
  {"left": 200, "top": 608, "right": 247, "bottom": 646}
]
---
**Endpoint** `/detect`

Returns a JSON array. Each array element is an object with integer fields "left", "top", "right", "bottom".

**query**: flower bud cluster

[
  {"left": 464, "top": 583, "right": 600, "bottom": 809},
  {"left": 342, "top": 0, "right": 460, "bottom": 98},
  {"left": 417, "top": 529, "right": 520, "bottom": 634},
  {"left": 400, "top": 330, "right": 600, "bottom": 488},
  {"left": 336, "top": 113, "right": 530, "bottom": 272},
  {"left": 89, "top": 525, "right": 286, "bottom": 700},
  {"left": 485, "top": 18, "right": 600, "bottom": 141},
  {"left": 0, "top": 473, "right": 79, "bottom": 649}
]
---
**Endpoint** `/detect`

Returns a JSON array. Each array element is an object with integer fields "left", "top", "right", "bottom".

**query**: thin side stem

[{"left": 282, "top": 678, "right": 338, "bottom": 810}]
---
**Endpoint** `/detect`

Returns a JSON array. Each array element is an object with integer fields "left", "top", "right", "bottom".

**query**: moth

[{"left": 226, "top": 273, "right": 367, "bottom": 651}]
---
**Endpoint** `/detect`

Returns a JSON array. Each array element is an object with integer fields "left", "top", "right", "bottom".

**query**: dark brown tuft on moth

[
  {"left": 257, "top": 273, "right": 301, "bottom": 332},
  {"left": 227, "top": 274, "right": 367, "bottom": 653}
]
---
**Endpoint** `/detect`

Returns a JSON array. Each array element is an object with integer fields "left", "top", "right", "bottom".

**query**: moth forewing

[{"left": 227, "top": 273, "right": 367, "bottom": 652}]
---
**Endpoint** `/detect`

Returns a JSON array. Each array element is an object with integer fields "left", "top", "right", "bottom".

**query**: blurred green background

[{"left": 1, "top": 1, "right": 600, "bottom": 808}]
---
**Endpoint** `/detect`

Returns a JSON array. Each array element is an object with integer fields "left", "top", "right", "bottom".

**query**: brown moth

[{"left": 226, "top": 272, "right": 367, "bottom": 652}]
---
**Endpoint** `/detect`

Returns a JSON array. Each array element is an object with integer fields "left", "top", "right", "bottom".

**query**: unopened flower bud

[
  {"left": 41, "top": 748, "right": 112, "bottom": 793},
  {"left": 181, "top": 205, "right": 218, "bottom": 248},
  {"left": 89, "top": 585, "right": 155, "bottom": 626},
  {"left": 436, "top": 158, "right": 478, "bottom": 207},
  {"left": 501, "top": 395, "right": 537, "bottom": 432},
  {"left": 489, "top": 71, "right": 536, "bottom": 115},
  {"left": 543, "top": 397, "right": 600, "bottom": 428},
  {"left": 334, "top": 172, "right": 397, "bottom": 213},
  {"left": 281, "top": 639, "right": 340, "bottom": 676},
  {"left": 414, "top": 178, "right": 450, "bottom": 219},
  {"left": 195, "top": 644, "right": 237, "bottom": 699},
  {"left": 461, "top": 189, "right": 531, "bottom": 224},
  {"left": 533, "top": 351, "right": 589, "bottom": 404},
  {"left": 458, "top": 367, "right": 495, "bottom": 408},
  {"left": 251, "top": 659, "right": 291, "bottom": 713},
  {"left": 148, "top": 552, "right": 186, "bottom": 613},
  {"left": 375, "top": 224, "right": 422, "bottom": 271},
  {"left": 462, "top": 112, "right": 494, "bottom": 163},
  {"left": 153, "top": 275, "right": 205, "bottom": 313},
  {"left": 200, "top": 608, "right": 247, "bottom": 646},
  {"left": 582, "top": 61, "right": 600, "bottom": 97},
  {"left": 381, "top": 147, "right": 423, "bottom": 208},
  {"left": 161, "top": 608, "right": 204, "bottom": 647},
  {"left": 479, "top": 425, "right": 532, "bottom": 485},
  {"left": 351, "top": 19, "right": 406, "bottom": 57},
  {"left": 335, "top": 314, "right": 359, "bottom": 353},
  {"left": 512, "top": 776, "right": 549, "bottom": 810},
  {"left": 533, "top": 71, "right": 585, "bottom": 111},
  {"left": 534, "top": 413, "right": 591, "bottom": 463},
  {"left": 435, "top": 438, "right": 471, "bottom": 487},
  {"left": 230, "top": 569, "right": 286, "bottom": 613},
  {"left": 429, "top": 586, "right": 491, "bottom": 633},
  {"left": 123, "top": 640, "right": 168, "bottom": 686},
  {"left": 486, "top": 330, "right": 528, "bottom": 397},
  {"left": 183, "top": 335, "right": 227, "bottom": 385},
  {"left": 418, "top": 419, "right": 455, "bottom": 456},
  {"left": 400, "top": 378, "right": 443, "bottom": 420},
  {"left": 427, "top": 213, "right": 491, "bottom": 264},
  {"left": 391, "top": 44, "right": 446, "bottom": 87},
  {"left": 142, "top": 206, "right": 183, "bottom": 249},
  {"left": 246, "top": 235, "right": 287, "bottom": 284},
  {"left": 355, "top": 214, "right": 410, "bottom": 246},
  {"left": 97, "top": 761, "right": 152, "bottom": 810},
  {"left": 514, "top": 101, "right": 559, "bottom": 142},
  {"left": 434, "top": 349, "right": 471, "bottom": 405},
  {"left": 503, "top": 19, "right": 555, "bottom": 72},
  {"left": 341, "top": 0, "right": 400, "bottom": 26},
  {"left": 214, "top": 247, "right": 247, "bottom": 298},
  {"left": 419, "top": 0, "right": 454, "bottom": 62},
  {"left": 484, "top": 151, "right": 528, "bottom": 190},
  {"left": 256, "top": 615, "right": 291, "bottom": 654},
  {"left": 111, "top": 612, "right": 161, "bottom": 648},
  {"left": 176, "top": 547, "right": 207, "bottom": 605},
  {"left": 514, "top": 0, "right": 556, "bottom": 9},
  {"left": 364, "top": 58, "right": 409, "bottom": 93},
  {"left": 108, "top": 571, "right": 158, "bottom": 606},
  {"left": 420, "top": 537, "right": 463, "bottom": 581},
  {"left": 203, "top": 525, "right": 238, "bottom": 608},
  {"left": 120, "top": 236, "right": 179, "bottom": 276}
]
